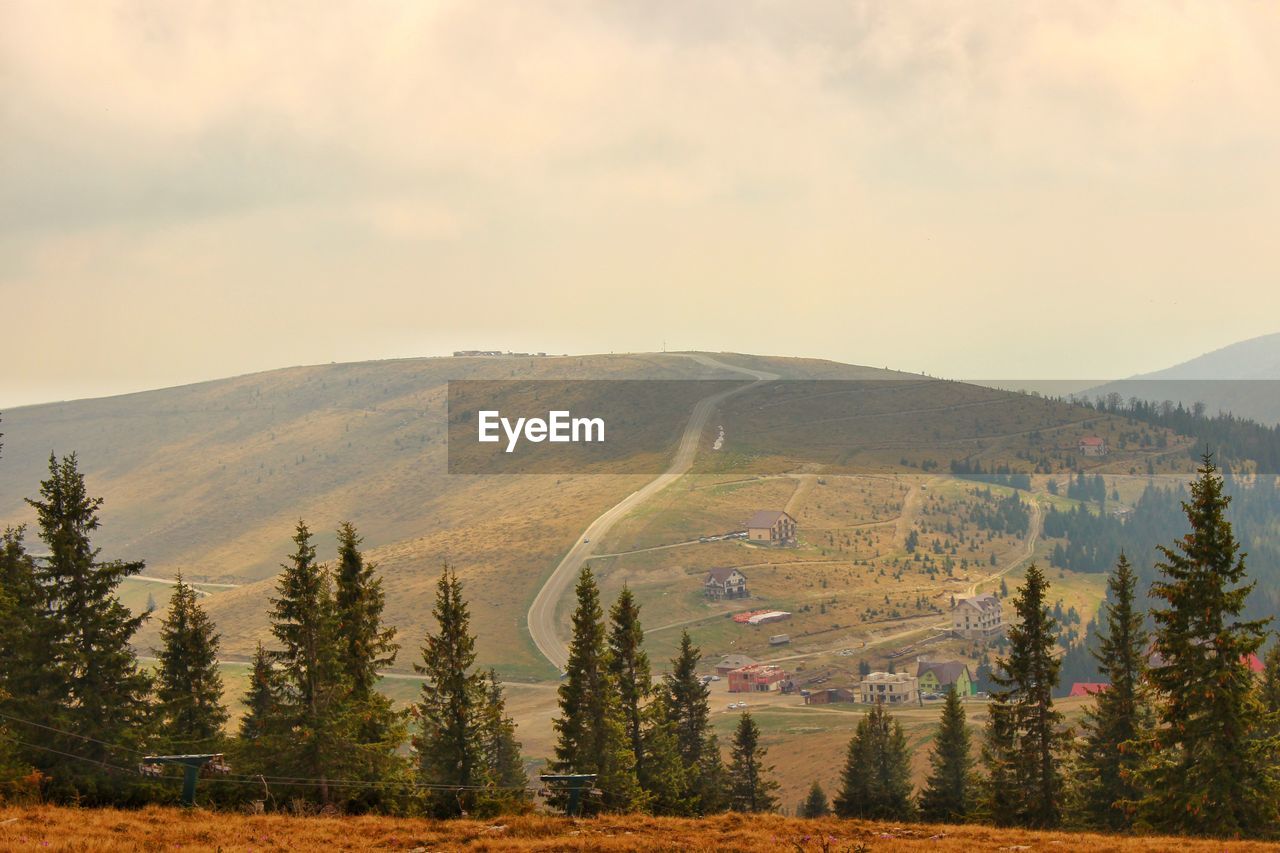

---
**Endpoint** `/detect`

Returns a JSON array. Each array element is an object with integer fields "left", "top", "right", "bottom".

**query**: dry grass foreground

[{"left": 2, "top": 807, "right": 1279, "bottom": 852}]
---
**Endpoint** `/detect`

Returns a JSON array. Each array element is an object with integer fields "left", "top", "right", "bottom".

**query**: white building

[
  {"left": 953, "top": 593, "right": 1004, "bottom": 640},
  {"left": 859, "top": 672, "right": 919, "bottom": 705}
]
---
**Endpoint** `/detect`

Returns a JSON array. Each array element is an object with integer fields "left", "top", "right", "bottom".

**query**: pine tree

[
  {"left": 833, "top": 701, "right": 914, "bottom": 820},
  {"left": 607, "top": 586, "right": 650, "bottom": 780},
  {"left": 800, "top": 780, "right": 830, "bottom": 818},
  {"left": 154, "top": 575, "right": 228, "bottom": 751},
  {"left": 978, "top": 700, "right": 1020, "bottom": 827},
  {"left": 414, "top": 564, "right": 486, "bottom": 817},
  {"left": 23, "top": 454, "right": 152, "bottom": 802},
  {"left": 262, "top": 520, "right": 356, "bottom": 805},
  {"left": 1134, "top": 455, "right": 1280, "bottom": 836},
  {"left": 238, "top": 642, "right": 279, "bottom": 743},
  {"left": 728, "top": 712, "right": 778, "bottom": 813},
  {"left": 551, "top": 567, "right": 641, "bottom": 814},
  {"left": 331, "top": 522, "right": 406, "bottom": 803},
  {"left": 637, "top": 692, "right": 689, "bottom": 815},
  {"left": 982, "top": 563, "right": 1067, "bottom": 828},
  {"left": 1075, "top": 553, "right": 1149, "bottom": 831},
  {"left": 476, "top": 670, "right": 528, "bottom": 813},
  {"left": 919, "top": 686, "right": 973, "bottom": 823},
  {"left": 0, "top": 526, "right": 44, "bottom": 728},
  {"left": 663, "top": 630, "right": 722, "bottom": 813}
]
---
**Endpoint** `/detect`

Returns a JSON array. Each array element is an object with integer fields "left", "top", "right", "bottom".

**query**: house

[
  {"left": 746, "top": 510, "right": 797, "bottom": 545},
  {"left": 1079, "top": 436, "right": 1108, "bottom": 456},
  {"left": 728, "top": 664, "right": 788, "bottom": 693},
  {"left": 915, "top": 659, "right": 975, "bottom": 696},
  {"left": 704, "top": 567, "right": 748, "bottom": 600},
  {"left": 952, "top": 594, "right": 1004, "bottom": 640},
  {"left": 1069, "top": 682, "right": 1109, "bottom": 698},
  {"left": 804, "top": 687, "right": 857, "bottom": 705},
  {"left": 715, "top": 654, "right": 757, "bottom": 676},
  {"left": 859, "top": 672, "right": 919, "bottom": 705}
]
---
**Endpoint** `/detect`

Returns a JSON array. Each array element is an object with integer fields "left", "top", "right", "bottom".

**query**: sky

[{"left": 2, "top": 1, "right": 1279, "bottom": 408}]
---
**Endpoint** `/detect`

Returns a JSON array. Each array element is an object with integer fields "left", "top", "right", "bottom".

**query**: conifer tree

[
  {"left": 238, "top": 642, "right": 279, "bottom": 743},
  {"left": 833, "top": 701, "right": 914, "bottom": 820},
  {"left": 475, "top": 669, "right": 528, "bottom": 814},
  {"left": 800, "top": 780, "right": 830, "bottom": 818},
  {"left": 23, "top": 454, "right": 152, "bottom": 801},
  {"left": 414, "top": 564, "right": 485, "bottom": 816},
  {"left": 637, "top": 692, "right": 689, "bottom": 815},
  {"left": 331, "top": 522, "right": 406, "bottom": 801},
  {"left": 1075, "top": 553, "right": 1149, "bottom": 830},
  {"left": 663, "top": 630, "right": 723, "bottom": 813},
  {"left": 728, "top": 712, "right": 778, "bottom": 813},
  {"left": 550, "top": 567, "right": 641, "bottom": 814},
  {"left": 982, "top": 563, "right": 1067, "bottom": 828},
  {"left": 919, "top": 687, "right": 973, "bottom": 823},
  {"left": 154, "top": 575, "right": 228, "bottom": 750},
  {"left": 0, "top": 526, "right": 44, "bottom": 727},
  {"left": 1134, "top": 455, "right": 1279, "bottom": 836},
  {"left": 978, "top": 700, "right": 1020, "bottom": 827},
  {"left": 263, "top": 521, "right": 356, "bottom": 805},
  {"left": 607, "top": 586, "right": 650, "bottom": 778},
  {"left": 333, "top": 522, "right": 398, "bottom": 698}
]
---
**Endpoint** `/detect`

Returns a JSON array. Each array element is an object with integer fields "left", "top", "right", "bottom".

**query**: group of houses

[{"left": 702, "top": 509, "right": 797, "bottom": 600}]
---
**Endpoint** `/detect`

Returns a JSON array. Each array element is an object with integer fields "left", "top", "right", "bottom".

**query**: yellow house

[{"left": 915, "top": 660, "right": 974, "bottom": 696}]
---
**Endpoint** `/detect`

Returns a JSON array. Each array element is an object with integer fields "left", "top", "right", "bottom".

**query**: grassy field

[{"left": 2, "top": 805, "right": 1277, "bottom": 851}]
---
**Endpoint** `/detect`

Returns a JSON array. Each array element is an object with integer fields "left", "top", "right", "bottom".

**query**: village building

[
  {"left": 715, "top": 654, "right": 757, "bottom": 676},
  {"left": 728, "top": 664, "right": 788, "bottom": 693},
  {"left": 745, "top": 510, "right": 797, "bottom": 545},
  {"left": 915, "top": 659, "right": 975, "bottom": 696},
  {"left": 1079, "top": 436, "right": 1108, "bottom": 456},
  {"left": 859, "top": 672, "right": 919, "bottom": 705},
  {"left": 952, "top": 593, "right": 1004, "bottom": 640},
  {"left": 804, "top": 687, "right": 857, "bottom": 705},
  {"left": 1068, "top": 682, "right": 1109, "bottom": 698},
  {"left": 703, "top": 567, "right": 748, "bottom": 600}
]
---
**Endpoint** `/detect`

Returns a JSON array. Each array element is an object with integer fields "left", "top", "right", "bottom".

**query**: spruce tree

[
  {"left": 978, "top": 700, "right": 1020, "bottom": 827},
  {"left": 833, "top": 701, "right": 914, "bottom": 820},
  {"left": 800, "top": 780, "right": 830, "bottom": 818},
  {"left": 23, "top": 454, "right": 152, "bottom": 802},
  {"left": 154, "top": 575, "right": 228, "bottom": 750},
  {"left": 414, "top": 564, "right": 485, "bottom": 816},
  {"left": 727, "top": 712, "right": 778, "bottom": 813},
  {"left": 982, "top": 563, "right": 1067, "bottom": 828},
  {"left": 475, "top": 669, "right": 528, "bottom": 814},
  {"left": 919, "top": 686, "right": 973, "bottom": 823},
  {"left": 1075, "top": 553, "right": 1149, "bottom": 830},
  {"left": 550, "top": 566, "right": 641, "bottom": 814},
  {"left": 263, "top": 520, "right": 356, "bottom": 805},
  {"left": 238, "top": 642, "right": 279, "bottom": 743},
  {"left": 1134, "top": 455, "right": 1279, "bottom": 836},
  {"left": 663, "top": 630, "right": 722, "bottom": 813},
  {"left": 0, "top": 526, "right": 44, "bottom": 728},
  {"left": 331, "top": 522, "right": 406, "bottom": 800},
  {"left": 637, "top": 692, "right": 689, "bottom": 815},
  {"left": 607, "top": 586, "right": 650, "bottom": 779}
]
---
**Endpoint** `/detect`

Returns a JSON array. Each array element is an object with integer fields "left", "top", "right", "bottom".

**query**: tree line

[{"left": 5, "top": 446, "right": 1280, "bottom": 837}]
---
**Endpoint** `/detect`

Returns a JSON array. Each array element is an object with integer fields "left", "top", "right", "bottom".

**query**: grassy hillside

[
  {"left": 3, "top": 805, "right": 1277, "bottom": 851},
  {"left": 0, "top": 351, "right": 1190, "bottom": 680}
]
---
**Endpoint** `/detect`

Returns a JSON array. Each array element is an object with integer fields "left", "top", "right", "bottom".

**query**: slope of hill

[
  {"left": 0, "top": 352, "right": 1188, "bottom": 680},
  {"left": 1089, "top": 332, "right": 1280, "bottom": 424}
]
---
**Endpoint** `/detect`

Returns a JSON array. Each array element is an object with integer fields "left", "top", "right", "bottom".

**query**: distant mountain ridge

[{"left": 1089, "top": 332, "right": 1280, "bottom": 425}]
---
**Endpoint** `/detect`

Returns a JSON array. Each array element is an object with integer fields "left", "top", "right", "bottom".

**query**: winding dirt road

[{"left": 526, "top": 354, "right": 778, "bottom": 671}]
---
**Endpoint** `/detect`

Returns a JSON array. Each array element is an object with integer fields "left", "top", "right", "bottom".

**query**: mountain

[
  {"left": 1089, "top": 332, "right": 1280, "bottom": 424},
  {"left": 0, "top": 352, "right": 1184, "bottom": 680}
]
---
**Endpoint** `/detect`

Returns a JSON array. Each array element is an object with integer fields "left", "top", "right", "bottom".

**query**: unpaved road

[{"left": 526, "top": 354, "right": 778, "bottom": 671}]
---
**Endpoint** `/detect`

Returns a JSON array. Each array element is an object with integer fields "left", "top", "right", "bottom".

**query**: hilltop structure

[
  {"left": 952, "top": 594, "right": 1004, "bottom": 640},
  {"left": 745, "top": 510, "right": 797, "bottom": 545}
]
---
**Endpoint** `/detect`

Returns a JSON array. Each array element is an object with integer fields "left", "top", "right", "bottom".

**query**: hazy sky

[{"left": 3, "top": 2, "right": 1279, "bottom": 407}]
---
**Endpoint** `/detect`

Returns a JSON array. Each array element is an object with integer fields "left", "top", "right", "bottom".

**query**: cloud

[{"left": 2, "top": 0, "right": 1279, "bottom": 404}]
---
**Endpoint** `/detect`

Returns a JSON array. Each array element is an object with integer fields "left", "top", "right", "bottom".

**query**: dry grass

[{"left": 1, "top": 805, "right": 1276, "bottom": 852}]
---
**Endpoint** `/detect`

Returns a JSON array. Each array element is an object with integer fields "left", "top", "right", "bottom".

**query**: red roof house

[{"left": 1069, "top": 682, "right": 1109, "bottom": 697}]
